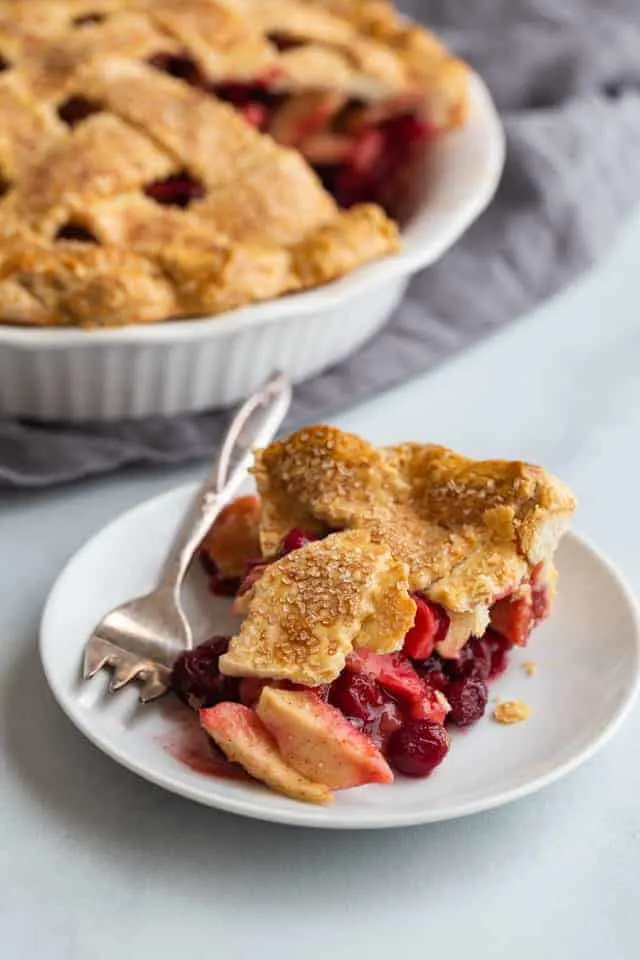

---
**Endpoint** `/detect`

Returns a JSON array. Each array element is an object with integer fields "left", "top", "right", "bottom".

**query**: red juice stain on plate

[{"left": 157, "top": 696, "right": 248, "bottom": 782}]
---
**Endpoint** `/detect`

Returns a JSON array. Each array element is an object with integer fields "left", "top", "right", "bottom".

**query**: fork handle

[{"left": 158, "top": 373, "right": 292, "bottom": 598}]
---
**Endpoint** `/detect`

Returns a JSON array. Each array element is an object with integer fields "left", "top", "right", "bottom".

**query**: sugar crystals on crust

[
  {"left": 252, "top": 426, "right": 577, "bottom": 656},
  {"left": 219, "top": 529, "right": 415, "bottom": 685}
]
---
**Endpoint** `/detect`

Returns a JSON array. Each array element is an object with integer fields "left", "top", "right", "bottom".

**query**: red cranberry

[
  {"left": 417, "top": 666, "right": 448, "bottom": 692},
  {"left": 329, "top": 671, "right": 404, "bottom": 748},
  {"left": 415, "top": 655, "right": 448, "bottom": 689},
  {"left": 387, "top": 720, "right": 450, "bottom": 777},
  {"left": 170, "top": 637, "right": 237, "bottom": 708},
  {"left": 278, "top": 528, "right": 320, "bottom": 556},
  {"left": 329, "top": 670, "right": 385, "bottom": 722},
  {"left": 414, "top": 654, "right": 442, "bottom": 674},
  {"left": 381, "top": 112, "right": 434, "bottom": 145},
  {"left": 451, "top": 636, "right": 492, "bottom": 682},
  {"left": 445, "top": 675, "right": 488, "bottom": 726}
]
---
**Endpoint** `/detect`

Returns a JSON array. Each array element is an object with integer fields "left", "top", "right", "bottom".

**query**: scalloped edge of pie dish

[{"left": 0, "top": 72, "right": 505, "bottom": 420}]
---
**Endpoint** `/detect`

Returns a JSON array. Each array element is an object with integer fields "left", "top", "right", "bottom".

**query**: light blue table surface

[{"left": 1, "top": 209, "right": 639, "bottom": 960}]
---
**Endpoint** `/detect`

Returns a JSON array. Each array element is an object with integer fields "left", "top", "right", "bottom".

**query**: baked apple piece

[
  {"left": 201, "top": 494, "right": 262, "bottom": 580},
  {"left": 256, "top": 687, "right": 393, "bottom": 789},
  {"left": 200, "top": 701, "right": 332, "bottom": 804}
]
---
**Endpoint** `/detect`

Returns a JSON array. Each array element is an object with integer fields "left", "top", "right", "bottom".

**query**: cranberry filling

[
  {"left": 209, "top": 81, "right": 284, "bottom": 109},
  {"left": 278, "top": 527, "right": 321, "bottom": 556},
  {"left": 329, "top": 670, "right": 404, "bottom": 749},
  {"left": 238, "top": 102, "right": 269, "bottom": 129},
  {"left": 403, "top": 595, "right": 449, "bottom": 660},
  {"left": 209, "top": 81, "right": 285, "bottom": 133},
  {"left": 57, "top": 96, "right": 102, "bottom": 127},
  {"left": 490, "top": 576, "right": 552, "bottom": 647},
  {"left": 200, "top": 518, "right": 325, "bottom": 601},
  {"left": 267, "top": 32, "right": 308, "bottom": 52},
  {"left": 387, "top": 720, "right": 450, "bottom": 778},
  {"left": 445, "top": 674, "right": 488, "bottom": 726},
  {"left": 531, "top": 564, "right": 552, "bottom": 622},
  {"left": 207, "top": 81, "right": 433, "bottom": 217},
  {"left": 170, "top": 636, "right": 238, "bottom": 708},
  {"left": 143, "top": 61, "right": 436, "bottom": 218},
  {"left": 187, "top": 503, "right": 550, "bottom": 785},
  {"left": 148, "top": 52, "right": 203, "bottom": 86},
  {"left": 144, "top": 172, "right": 205, "bottom": 208},
  {"left": 72, "top": 12, "right": 106, "bottom": 27},
  {"left": 236, "top": 526, "right": 324, "bottom": 595},
  {"left": 316, "top": 112, "right": 434, "bottom": 212},
  {"left": 236, "top": 559, "right": 270, "bottom": 597},
  {"left": 55, "top": 223, "right": 99, "bottom": 243},
  {"left": 199, "top": 549, "right": 242, "bottom": 596}
]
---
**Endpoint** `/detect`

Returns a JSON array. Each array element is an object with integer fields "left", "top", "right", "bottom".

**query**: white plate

[
  {"left": 40, "top": 482, "right": 640, "bottom": 829},
  {"left": 1, "top": 72, "right": 505, "bottom": 421}
]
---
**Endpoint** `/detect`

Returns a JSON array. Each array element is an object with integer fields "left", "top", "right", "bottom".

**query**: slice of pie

[
  {"left": 174, "top": 426, "right": 576, "bottom": 803},
  {"left": 0, "top": 0, "right": 467, "bottom": 327}
]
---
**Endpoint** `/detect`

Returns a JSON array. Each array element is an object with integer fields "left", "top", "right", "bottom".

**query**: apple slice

[
  {"left": 200, "top": 703, "right": 332, "bottom": 805},
  {"left": 402, "top": 596, "right": 449, "bottom": 660},
  {"left": 256, "top": 687, "right": 393, "bottom": 789},
  {"left": 489, "top": 593, "right": 532, "bottom": 646}
]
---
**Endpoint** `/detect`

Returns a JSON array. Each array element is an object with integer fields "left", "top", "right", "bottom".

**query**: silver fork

[{"left": 82, "top": 373, "right": 292, "bottom": 702}]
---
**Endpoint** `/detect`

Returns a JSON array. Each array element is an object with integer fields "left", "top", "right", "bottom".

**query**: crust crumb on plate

[
  {"left": 522, "top": 660, "right": 537, "bottom": 677},
  {"left": 493, "top": 700, "right": 531, "bottom": 725}
]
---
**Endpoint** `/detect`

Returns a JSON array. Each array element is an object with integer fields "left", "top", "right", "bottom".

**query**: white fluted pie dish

[{"left": 0, "top": 72, "right": 504, "bottom": 422}]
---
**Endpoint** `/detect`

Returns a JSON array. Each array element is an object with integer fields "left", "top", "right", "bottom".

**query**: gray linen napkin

[{"left": 1, "top": 0, "right": 639, "bottom": 488}]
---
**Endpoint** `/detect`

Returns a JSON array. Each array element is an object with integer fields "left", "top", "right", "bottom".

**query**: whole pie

[
  {"left": 0, "top": 0, "right": 468, "bottom": 328},
  {"left": 171, "top": 426, "right": 577, "bottom": 804}
]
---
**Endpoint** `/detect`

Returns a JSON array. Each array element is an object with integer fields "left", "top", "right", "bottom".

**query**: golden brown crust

[
  {"left": 219, "top": 529, "right": 415, "bottom": 685},
  {"left": 0, "top": 239, "right": 179, "bottom": 327},
  {"left": 253, "top": 426, "right": 576, "bottom": 655},
  {"left": 0, "top": 0, "right": 464, "bottom": 328},
  {"left": 293, "top": 204, "right": 400, "bottom": 286},
  {"left": 193, "top": 149, "right": 338, "bottom": 246}
]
